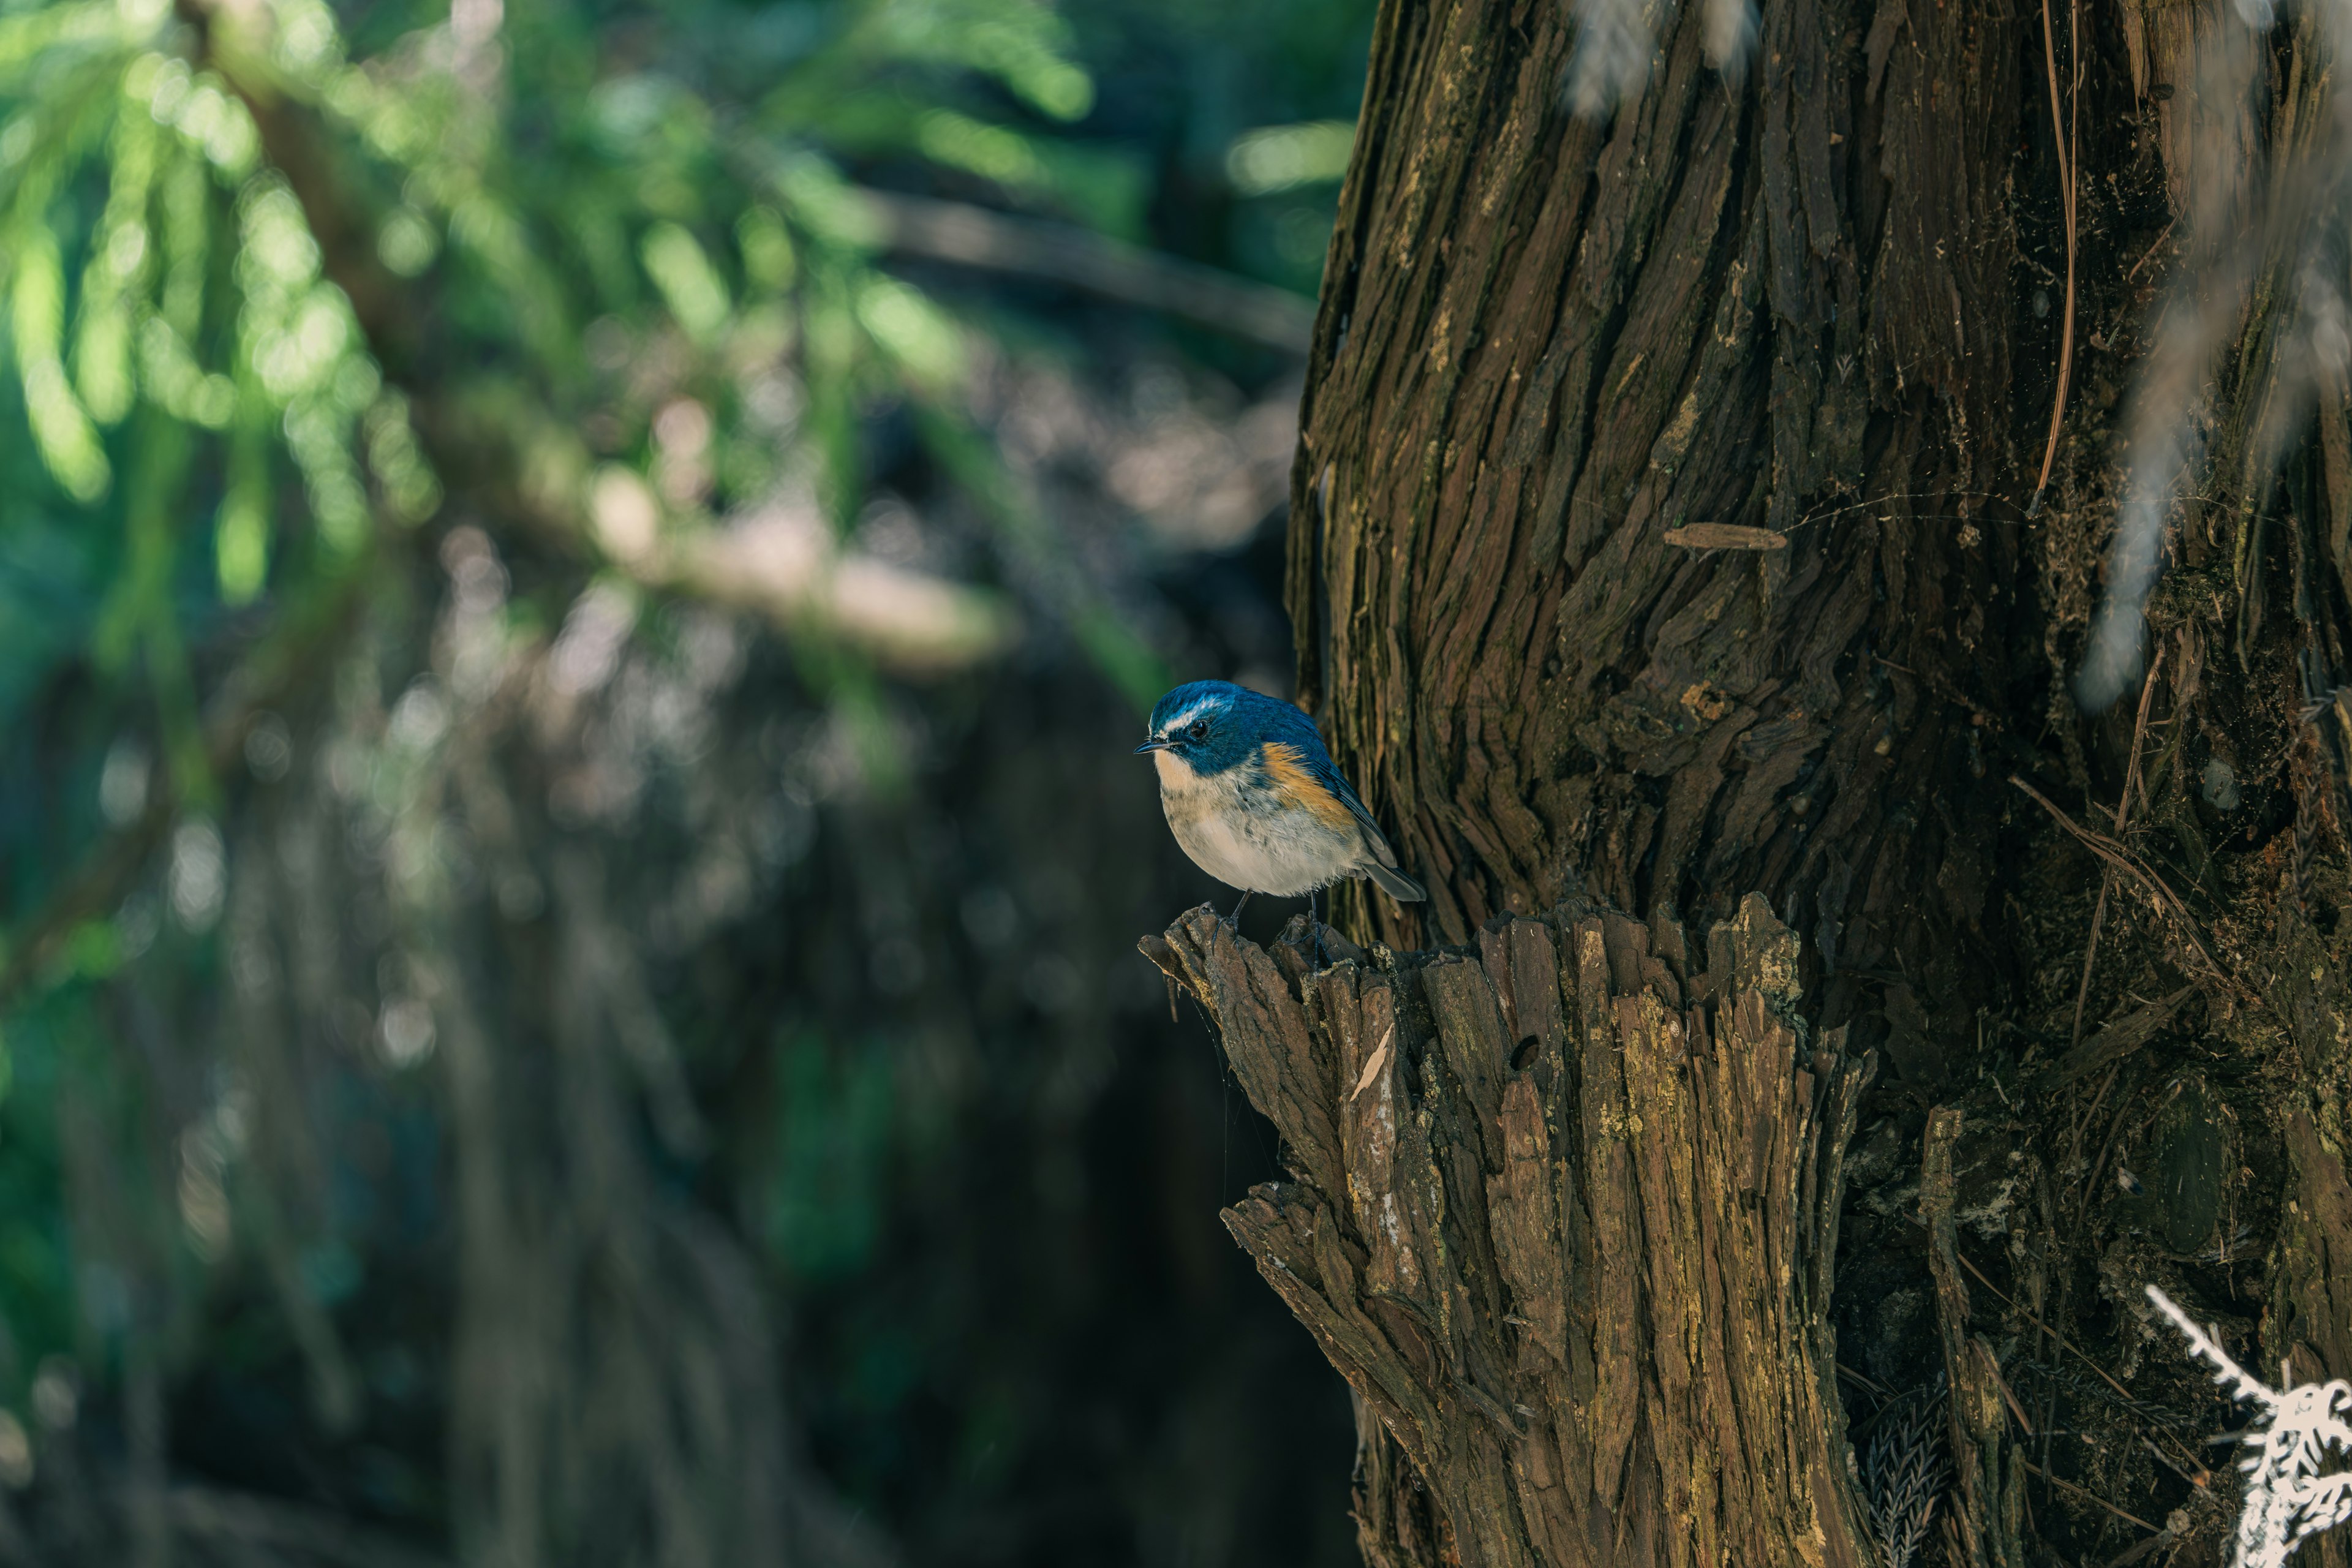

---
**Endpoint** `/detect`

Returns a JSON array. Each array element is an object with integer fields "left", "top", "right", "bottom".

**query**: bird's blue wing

[{"left": 1273, "top": 712, "right": 1401, "bottom": 867}]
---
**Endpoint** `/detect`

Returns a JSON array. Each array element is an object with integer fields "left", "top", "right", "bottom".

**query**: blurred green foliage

[
  {"left": 0, "top": 0, "right": 1372, "bottom": 1552},
  {"left": 762, "top": 1025, "right": 896, "bottom": 1283}
]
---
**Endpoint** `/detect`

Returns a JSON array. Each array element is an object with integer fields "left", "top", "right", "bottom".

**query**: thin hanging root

[{"left": 2027, "top": 0, "right": 2080, "bottom": 519}]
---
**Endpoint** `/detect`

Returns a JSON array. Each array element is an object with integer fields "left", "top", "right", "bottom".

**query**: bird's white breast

[{"left": 1154, "top": 748, "right": 1366, "bottom": 896}]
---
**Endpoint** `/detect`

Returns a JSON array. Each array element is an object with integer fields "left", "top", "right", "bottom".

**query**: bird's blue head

[{"left": 1135, "top": 680, "right": 1276, "bottom": 778}]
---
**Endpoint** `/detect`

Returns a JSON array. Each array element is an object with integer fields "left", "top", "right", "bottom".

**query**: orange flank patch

[{"left": 1261, "top": 742, "right": 1356, "bottom": 829}]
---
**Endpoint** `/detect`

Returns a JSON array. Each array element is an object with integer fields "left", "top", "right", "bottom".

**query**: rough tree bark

[
  {"left": 1145, "top": 900, "right": 1877, "bottom": 1568},
  {"left": 1150, "top": 0, "right": 2352, "bottom": 1564},
  {"left": 1292, "top": 0, "right": 2022, "bottom": 1008}
]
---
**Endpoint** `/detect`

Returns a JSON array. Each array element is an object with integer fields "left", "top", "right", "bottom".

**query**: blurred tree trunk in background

[{"left": 1164, "top": 0, "right": 2352, "bottom": 1562}]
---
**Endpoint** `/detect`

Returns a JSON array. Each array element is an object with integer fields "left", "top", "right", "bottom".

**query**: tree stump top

[{"left": 1142, "top": 900, "right": 1879, "bottom": 1568}]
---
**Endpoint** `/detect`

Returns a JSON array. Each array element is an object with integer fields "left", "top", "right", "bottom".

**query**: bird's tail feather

[{"left": 1363, "top": 861, "right": 1427, "bottom": 903}]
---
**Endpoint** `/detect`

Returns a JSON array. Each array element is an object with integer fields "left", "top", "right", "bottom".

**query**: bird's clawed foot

[{"left": 1224, "top": 890, "right": 1336, "bottom": 970}]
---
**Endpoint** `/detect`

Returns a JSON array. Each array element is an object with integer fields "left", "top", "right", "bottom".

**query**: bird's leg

[
  {"left": 1308, "top": 888, "right": 1329, "bottom": 967},
  {"left": 1225, "top": 890, "right": 1252, "bottom": 929}
]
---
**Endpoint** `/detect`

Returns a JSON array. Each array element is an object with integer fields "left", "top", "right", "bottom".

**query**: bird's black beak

[{"left": 1134, "top": 738, "right": 1170, "bottom": 753}]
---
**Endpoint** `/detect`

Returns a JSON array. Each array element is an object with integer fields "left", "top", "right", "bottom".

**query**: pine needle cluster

[{"left": 1865, "top": 1395, "right": 1953, "bottom": 1568}]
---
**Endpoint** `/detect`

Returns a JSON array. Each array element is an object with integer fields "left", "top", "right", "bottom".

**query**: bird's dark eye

[{"left": 1188, "top": 719, "right": 1209, "bottom": 741}]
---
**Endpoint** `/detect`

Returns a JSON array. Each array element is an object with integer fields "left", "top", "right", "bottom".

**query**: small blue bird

[{"left": 1136, "top": 680, "right": 1425, "bottom": 922}]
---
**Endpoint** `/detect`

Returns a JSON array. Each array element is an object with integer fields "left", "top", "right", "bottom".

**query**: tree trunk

[
  {"left": 1291, "top": 0, "right": 2021, "bottom": 1015},
  {"left": 1153, "top": 0, "right": 2352, "bottom": 1562}
]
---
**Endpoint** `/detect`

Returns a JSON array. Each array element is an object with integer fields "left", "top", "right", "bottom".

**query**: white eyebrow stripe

[{"left": 1156, "top": 701, "right": 1216, "bottom": 736}]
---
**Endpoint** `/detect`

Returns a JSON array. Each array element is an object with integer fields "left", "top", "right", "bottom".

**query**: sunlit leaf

[
  {"left": 377, "top": 208, "right": 439, "bottom": 276},
  {"left": 10, "top": 228, "right": 111, "bottom": 502},
  {"left": 855, "top": 274, "right": 962, "bottom": 391},
  {"left": 1226, "top": 118, "right": 1355, "bottom": 194},
  {"left": 216, "top": 405, "right": 270, "bottom": 602},
  {"left": 641, "top": 221, "right": 731, "bottom": 343},
  {"left": 737, "top": 206, "right": 797, "bottom": 293}
]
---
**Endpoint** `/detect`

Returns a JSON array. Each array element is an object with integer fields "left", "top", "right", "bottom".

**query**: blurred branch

[
  {"left": 187, "top": 22, "right": 1021, "bottom": 675},
  {"left": 670, "top": 502, "right": 1021, "bottom": 671},
  {"left": 856, "top": 190, "right": 1316, "bottom": 354}
]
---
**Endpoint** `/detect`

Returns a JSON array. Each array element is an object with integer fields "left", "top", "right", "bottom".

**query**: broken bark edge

[{"left": 1140, "top": 895, "right": 1882, "bottom": 1568}]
